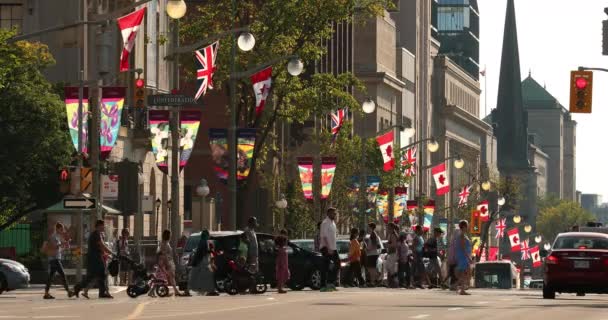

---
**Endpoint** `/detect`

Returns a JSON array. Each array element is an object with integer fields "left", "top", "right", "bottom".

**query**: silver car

[{"left": 0, "top": 258, "right": 30, "bottom": 294}]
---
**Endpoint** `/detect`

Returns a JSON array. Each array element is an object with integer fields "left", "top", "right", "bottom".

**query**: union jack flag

[
  {"left": 495, "top": 217, "right": 506, "bottom": 239},
  {"left": 194, "top": 41, "right": 219, "bottom": 101},
  {"left": 521, "top": 239, "right": 531, "bottom": 260},
  {"left": 458, "top": 185, "right": 471, "bottom": 207},
  {"left": 330, "top": 108, "right": 346, "bottom": 143},
  {"left": 401, "top": 146, "right": 417, "bottom": 177}
]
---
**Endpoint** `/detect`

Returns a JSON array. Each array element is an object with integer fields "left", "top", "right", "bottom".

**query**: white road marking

[
  {"left": 267, "top": 297, "right": 276, "bottom": 300},
  {"left": 476, "top": 301, "right": 489, "bottom": 304},
  {"left": 33, "top": 316, "right": 79, "bottom": 319},
  {"left": 125, "top": 301, "right": 152, "bottom": 320},
  {"left": 448, "top": 307, "right": 464, "bottom": 311},
  {"left": 410, "top": 315, "right": 430, "bottom": 319},
  {"left": 0, "top": 317, "right": 25, "bottom": 319}
]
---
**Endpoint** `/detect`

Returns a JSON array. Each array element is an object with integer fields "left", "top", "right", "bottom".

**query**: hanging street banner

[
  {"left": 423, "top": 200, "right": 435, "bottom": 231},
  {"left": 407, "top": 200, "right": 418, "bottom": 226},
  {"left": 297, "top": 157, "right": 314, "bottom": 202},
  {"left": 149, "top": 110, "right": 170, "bottom": 174},
  {"left": 320, "top": 157, "right": 337, "bottom": 200},
  {"left": 64, "top": 87, "right": 89, "bottom": 154},
  {"left": 393, "top": 187, "right": 408, "bottom": 223},
  {"left": 100, "top": 87, "right": 125, "bottom": 160},
  {"left": 209, "top": 128, "right": 229, "bottom": 182},
  {"left": 377, "top": 191, "right": 389, "bottom": 223},
  {"left": 237, "top": 129, "right": 257, "bottom": 181},
  {"left": 179, "top": 110, "right": 201, "bottom": 171},
  {"left": 438, "top": 218, "right": 448, "bottom": 247}
]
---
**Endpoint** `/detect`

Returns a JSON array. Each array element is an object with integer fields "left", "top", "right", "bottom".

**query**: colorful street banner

[
  {"left": 237, "top": 128, "right": 256, "bottom": 181},
  {"left": 393, "top": 187, "right": 408, "bottom": 222},
  {"left": 407, "top": 200, "right": 418, "bottom": 225},
  {"left": 179, "top": 110, "right": 201, "bottom": 171},
  {"left": 320, "top": 157, "right": 337, "bottom": 199},
  {"left": 100, "top": 87, "right": 125, "bottom": 160},
  {"left": 297, "top": 157, "right": 314, "bottom": 202},
  {"left": 438, "top": 218, "right": 448, "bottom": 246},
  {"left": 488, "top": 247, "right": 499, "bottom": 261},
  {"left": 423, "top": 200, "right": 435, "bottom": 231},
  {"left": 209, "top": 128, "right": 229, "bottom": 181},
  {"left": 471, "top": 236, "right": 481, "bottom": 256},
  {"left": 64, "top": 87, "right": 89, "bottom": 154},
  {"left": 377, "top": 191, "right": 389, "bottom": 223},
  {"left": 149, "top": 110, "right": 170, "bottom": 174}
]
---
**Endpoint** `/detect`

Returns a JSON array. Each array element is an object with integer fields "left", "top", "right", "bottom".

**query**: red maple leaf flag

[
  {"left": 508, "top": 228, "right": 521, "bottom": 252},
  {"left": 251, "top": 67, "right": 272, "bottom": 119},
  {"left": 376, "top": 131, "right": 395, "bottom": 172},
  {"left": 530, "top": 246, "right": 542, "bottom": 268},
  {"left": 117, "top": 7, "right": 146, "bottom": 72},
  {"left": 477, "top": 200, "right": 489, "bottom": 222},
  {"left": 431, "top": 163, "right": 450, "bottom": 196}
]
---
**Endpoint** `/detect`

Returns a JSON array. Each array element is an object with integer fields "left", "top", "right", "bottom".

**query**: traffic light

[
  {"left": 134, "top": 77, "right": 146, "bottom": 108},
  {"left": 471, "top": 210, "right": 481, "bottom": 236},
  {"left": 569, "top": 70, "right": 593, "bottom": 113},
  {"left": 59, "top": 168, "right": 70, "bottom": 194}
]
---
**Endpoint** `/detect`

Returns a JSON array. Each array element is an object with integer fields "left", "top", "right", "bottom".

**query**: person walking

[
  {"left": 115, "top": 228, "right": 130, "bottom": 286},
  {"left": 365, "top": 223, "right": 381, "bottom": 287},
  {"left": 347, "top": 228, "right": 364, "bottom": 287},
  {"left": 158, "top": 230, "right": 186, "bottom": 296},
  {"left": 74, "top": 220, "right": 114, "bottom": 299},
  {"left": 319, "top": 207, "right": 339, "bottom": 292},
  {"left": 188, "top": 230, "right": 218, "bottom": 296},
  {"left": 412, "top": 225, "right": 427, "bottom": 288},
  {"left": 447, "top": 224, "right": 461, "bottom": 290},
  {"left": 425, "top": 228, "right": 443, "bottom": 288},
  {"left": 244, "top": 217, "right": 259, "bottom": 274},
  {"left": 397, "top": 232, "right": 412, "bottom": 288},
  {"left": 43, "top": 223, "right": 74, "bottom": 299},
  {"left": 386, "top": 223, "right": 399, "bottom": 288},
  {"left": 358, "top": 229, "right": 369, "bottom": 285},
  {"left": 454, "top": 220, "right": 472, "bottom": 295},
  {"left": 275, "top": 230, "right": 290, "bottom": 294}
]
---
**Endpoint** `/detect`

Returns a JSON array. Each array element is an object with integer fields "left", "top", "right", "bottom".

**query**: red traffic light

[
  {"left": 135, "top": 78, "right": 145, "bottom": 88},
  {"left": 60, "top": 169, "right": 69, "bottom": 181},
  {"left": 575, "top": 77, "right": 588, "bottom": 90}
]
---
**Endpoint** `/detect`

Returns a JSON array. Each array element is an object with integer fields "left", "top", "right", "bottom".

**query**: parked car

[
  {"left": 182, "top": 231, "right": 324, "bottom": 291},
  {"left": 291, "top": 239, "right": 314, "bottom": 252},
  {"left": 543, "top": 232, "right": 608, "bottom": 299},
  {"left": 0, "top": 258, "right": 30, "bottom": 294}
]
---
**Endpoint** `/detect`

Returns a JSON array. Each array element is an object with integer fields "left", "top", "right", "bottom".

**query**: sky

[{"left": 478, "top": 0, "right": 608, "bottom": 201}]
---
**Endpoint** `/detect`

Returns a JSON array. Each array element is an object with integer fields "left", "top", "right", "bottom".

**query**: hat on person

[{"left": 434, "top": 227, "right": 444, "bottom": 234}]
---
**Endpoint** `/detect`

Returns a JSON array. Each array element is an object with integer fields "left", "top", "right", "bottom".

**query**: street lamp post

[
  {"left": 155, "top": 198, "right": 161, "bottom": 238},
  {"left": 275, "top": 193, "right": 288, "bottom": 229},
  {"left": 196, "top": 178, "right": 210, "bottom": 230},
  {"left": 359, "top": 98, "right": 376, "bottom": 231}
]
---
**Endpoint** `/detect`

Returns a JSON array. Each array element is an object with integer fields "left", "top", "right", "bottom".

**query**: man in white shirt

[{"left": 319, "top": 207, "right": 339, "bottom": 291}]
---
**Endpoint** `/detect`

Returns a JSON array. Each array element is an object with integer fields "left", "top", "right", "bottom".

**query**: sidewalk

[{"left": 12, "top": 285, "right": 127, "bottom": 295}]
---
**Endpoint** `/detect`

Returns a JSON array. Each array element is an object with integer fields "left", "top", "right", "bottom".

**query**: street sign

[
  {"left": 63, "top": 198, "right": 96, "bottom": 209},
  {"left": 147, "top": 94, "right": 198, "bottom": 106}
]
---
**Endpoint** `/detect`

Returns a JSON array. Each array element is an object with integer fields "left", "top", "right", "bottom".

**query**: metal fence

[{"left": 0, "top": 222, "right": 45, "bottom": 257}]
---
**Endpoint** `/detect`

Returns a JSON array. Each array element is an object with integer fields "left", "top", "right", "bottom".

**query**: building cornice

[
  {"left": 443, "top": 104, "right": 493, "bottom": 134},
  {"left": 356, "top": 71, "right": 407, "bottom": 91}
]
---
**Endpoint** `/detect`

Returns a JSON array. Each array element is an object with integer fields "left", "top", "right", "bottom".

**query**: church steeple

[{"left": 492, "top": 0, "right": 530, "bottom": 172}]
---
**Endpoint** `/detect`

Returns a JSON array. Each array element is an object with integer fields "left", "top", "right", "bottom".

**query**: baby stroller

[
  {"left": 224, "top": 258, "right": 267, "bottom": 295},
  {"left": 146, "top": 265, "right": 170, "bottom": 298},
  {"left": 121, "top": 256, "right": 170, "bottom": 298}
]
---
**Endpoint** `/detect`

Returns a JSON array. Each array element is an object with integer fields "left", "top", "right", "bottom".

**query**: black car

[{"left": 182, "top": 231, "right": 324, "bottom": 291}]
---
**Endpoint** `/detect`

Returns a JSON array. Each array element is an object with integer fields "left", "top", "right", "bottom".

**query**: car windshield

[
  {"left": 553, "top": 236, "right": 608, "bottom": 250},
  {"left": 337, "top": 241, "right": 350, "bottom": 254},
  {"left": 185, "top": 234, "right": 201, "bottom": 252}
]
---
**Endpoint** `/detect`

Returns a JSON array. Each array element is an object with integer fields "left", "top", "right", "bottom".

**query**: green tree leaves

[
  {"left": 537, "top": 200, "right": 595, "bottom": 242},
  {"left": 0, "top": 29, "right": 72, "bottom": 222}
]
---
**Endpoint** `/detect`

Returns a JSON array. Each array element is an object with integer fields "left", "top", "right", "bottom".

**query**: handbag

[{"left": 108, "top": 258, "right": 120, "bottom": 277}]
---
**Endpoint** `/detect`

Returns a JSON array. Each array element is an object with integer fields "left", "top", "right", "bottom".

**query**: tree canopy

[
  {"left": 0, "top": 29, "right": 72, "bottom": 224},
  {"left": 537, "top": 200, "right": 595, "bottom": 242}
]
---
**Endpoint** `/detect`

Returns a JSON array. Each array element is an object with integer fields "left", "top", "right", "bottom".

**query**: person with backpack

[{"left": 43, "top": 222, "right": 75, "bottom": 299}]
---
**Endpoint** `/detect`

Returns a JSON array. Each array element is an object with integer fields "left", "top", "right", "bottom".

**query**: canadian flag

[
  {"left": 117, "top": 8, "right": 146, "bottom": 72},
  {"left": 376, "top": 131, "right": 395, "bottom": 172},
  {"left": 508, "top": 228, "right": 521, "bottom": 252},
  {"left": 431, "top": 163, "right": 450, "bottom": 196},
  {"left": 251, "top": 67, "right": 272, "bottom": 119},
  {"left": 477, "top": 200, "right": 489, "bottom": 222},
  {"left": 530, "top": 246, "right": 542, "bottom": 268}
]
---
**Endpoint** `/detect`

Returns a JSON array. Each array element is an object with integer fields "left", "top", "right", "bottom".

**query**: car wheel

[
  {"left": 309, "top": 269, "right": 322, "bottom": 290},
  {"left": 215, "top": 278, "right": 226, "bottom": 292},
  {"left": 543, "top": 286, "right": 555, "bottom": 299},
  {"left": 0, "top": 272, "right": 6, "bottom": 295}
]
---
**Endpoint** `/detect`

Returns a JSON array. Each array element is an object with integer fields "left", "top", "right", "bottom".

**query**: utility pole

[{"left": 170, "top": 18, "right": 181, "bottom": 248}]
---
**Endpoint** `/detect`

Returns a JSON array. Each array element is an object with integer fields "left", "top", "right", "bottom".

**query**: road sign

[
  {"left": 63, "top": 198, "right": 96, "bottom": 209},
  {"left": 147, "top": 94, "right": 197, "bottom": 106}
]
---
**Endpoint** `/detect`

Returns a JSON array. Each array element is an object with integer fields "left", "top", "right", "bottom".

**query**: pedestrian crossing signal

[
  {"left": 471, "top": 210, "right": 481, "bottom": 236},
  {"left": 569, "top": 70, "right": 593, "bottom": 113},
  {"left": 59, "top": 168, "right": 70, "bottom": 194}
]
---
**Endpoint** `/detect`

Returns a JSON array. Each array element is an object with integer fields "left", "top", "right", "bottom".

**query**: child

[
  {"left": 348, "top": 228, "right": 364, "bottom": 287},
  {"left": 275, "top": 230, "right": 290, "bottom": 294},
  {"left": 149, "top": 252, "right": 170, "bottom": 297}
]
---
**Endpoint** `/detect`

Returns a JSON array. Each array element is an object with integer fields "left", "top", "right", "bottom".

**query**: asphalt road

[{"left": 1, "top": 287, "right": 607, "bottom": 320}]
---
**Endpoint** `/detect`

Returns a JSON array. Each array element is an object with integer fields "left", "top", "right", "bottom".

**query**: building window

[
  {"left": 0, "top": 4, "right": 22, "bottom": 31},
  {"left": 380, "top": 117, "right": 384, "bottom": 129}
]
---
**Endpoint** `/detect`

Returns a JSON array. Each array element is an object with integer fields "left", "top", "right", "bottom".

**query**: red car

[{"left": 543, "top": 232, "right": 608, "bottom": 299}]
